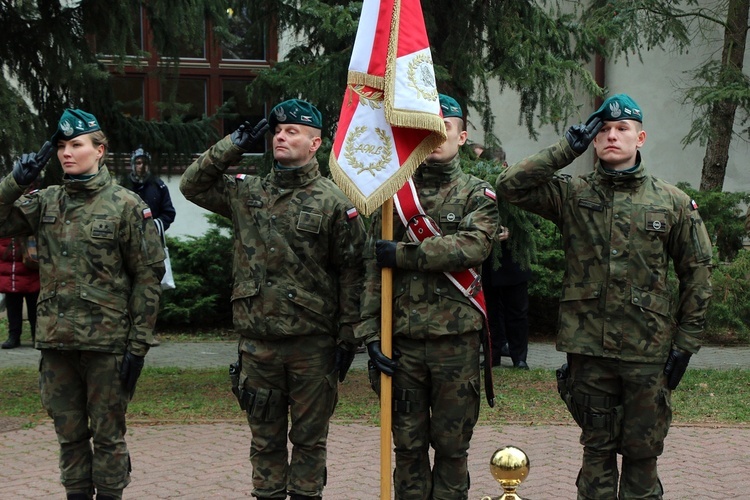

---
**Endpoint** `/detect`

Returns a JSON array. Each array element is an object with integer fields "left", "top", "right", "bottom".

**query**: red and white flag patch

[
  {"left": 690, "top": 199, "right": 699, "bottom": 210},
  {"left": 142, "top": 208, "right": 153, "bottom": 219},
  {"left": 235, "top": 174, "right": 247, "bottom": 181},
  {"left": 484, "top": 188, "right": 497, "bottom": 201},
  {"left": 346, "top": 207, "right": 359, "bottom": 219}
]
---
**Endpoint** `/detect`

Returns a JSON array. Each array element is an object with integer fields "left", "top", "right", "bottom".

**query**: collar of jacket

[
  {"left": 270, "top": 158, "right": 320, "bottom": 188},
  {"left": 594, "top": 152, "right": 646, "bottom": 190},
  {"left": 63, "top": 165, "right": 113, "bottom": 195},
  {"left": 415, "top": 155, "right": 462, "bottom": 186}
]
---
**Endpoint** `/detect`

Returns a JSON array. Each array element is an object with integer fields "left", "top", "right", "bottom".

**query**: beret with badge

[
  {"left": 588, "top": 93, "right": 643, "bottom": 123},
  {"left": 269, "top": 99, "right": 323, "bottom": 130},
  {"left": 51, "top": 108, "right": 101, "bottom": 143},
  {"left": 439, "top": 94, "right": 463, "bottom": 119}
]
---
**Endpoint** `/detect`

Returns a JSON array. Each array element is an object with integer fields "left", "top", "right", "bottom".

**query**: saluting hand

[
  {"left": 231, "top": 118, "right": 269, "bottom": 151},
  {"left": 13, "top": 141, "right": 53, "bottom": 186},
  {"left": 565, "top": 116, "right": 603, "bottom": 154}
]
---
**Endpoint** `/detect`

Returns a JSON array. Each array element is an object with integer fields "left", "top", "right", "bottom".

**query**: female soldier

[{"left": 0, "top": 108, "right": 165, "bottom": 500}]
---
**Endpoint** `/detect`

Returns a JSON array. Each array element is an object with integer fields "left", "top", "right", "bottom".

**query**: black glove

[
  {"left": 664, "top": 348, "right": 691, "bottom": 390},
  {"left": 120, "top": 351, "right": 145, "bottom": 395},
  {"left": 565, "top": 116, "right": 603, "bottom": 154},
  {"left": 367, "top": 341, "right": 399, "bottom": 377},
  {"left": 334, "top": 345, "right": 356, "bottom": 382},
  {"left": 231, "top": 118, "right": 269, "bottom": 151},
  {"left": 12, "top": 141, "right": 53, "bottom": 186},
  {"left": 375, "top": 240, "right": 398, "bottom": 269}
]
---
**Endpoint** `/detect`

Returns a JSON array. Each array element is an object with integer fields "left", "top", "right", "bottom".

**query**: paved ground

[{"left": 1, "top": 340, "right": 748, "bottom": 499}]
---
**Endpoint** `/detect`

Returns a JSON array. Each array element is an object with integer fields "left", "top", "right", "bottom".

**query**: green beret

[
  {"left": 269, "top": 99, "right": 322, "bottom": 130},
  {"left": 51, "top": 108, "right": 101, "bottom": 143},
  {"left": 439, "top": 94, "right": 463, "bottom": 119},
  {"left": 589, "top": 93, "right": 643, "bottom": 123}
]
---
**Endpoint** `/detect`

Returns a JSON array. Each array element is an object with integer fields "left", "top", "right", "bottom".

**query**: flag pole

[{"left": 380, "top": 196, "right": 394, "bottom": 500}]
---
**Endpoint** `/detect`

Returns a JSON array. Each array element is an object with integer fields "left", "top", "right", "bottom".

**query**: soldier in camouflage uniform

[
  {"left": 496, "top": 94, "right": 713, "bottom": 499},
  {"left": 179, "top": 99, "right": 366, "bottom": 500},
  {"left": 359, "top": 94, "right": 499, "bottom": 500},
  {"left": 0, "top": 109, "right": 165, "bottom": 500}
]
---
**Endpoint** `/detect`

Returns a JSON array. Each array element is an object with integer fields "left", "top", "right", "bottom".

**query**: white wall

[
  {"left": 470, "top": 27, "right": 750, "bottom": 195},
  {"left": 161, "top": 175, "right": 215, "bottom": 240}
]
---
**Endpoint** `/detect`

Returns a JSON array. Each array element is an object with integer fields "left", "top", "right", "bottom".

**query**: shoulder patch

[
  {"left": 235, "top": 174, "right": 247, "bottom": 181},
  {"left": 346, "top": 207, "right": 359, "bottom": 220},
  {"left": 690, "top": 199, "right": 699, "bottom": 210},
  {"left": 484, "top": 188, "right": 497, "bottom": 201},
  {"left": 142, "top": 207, "right": 153, "bottom": 219}
]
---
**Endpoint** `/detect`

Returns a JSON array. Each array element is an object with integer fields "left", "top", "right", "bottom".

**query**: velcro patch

[
  {"left": 578, "top": 199, "right": 604, "bottom": 212},
  {"left": 646, "top": 211, "right": 667, "bottom": 232},
  {"left": 346, "top": 207, "right": 359, "bottom": 219},
  {"left": 484, "top": 188, "right": 497, "bottom": 201},
  {"left": 142, "top": 208, "right": 153, "bottom": 219},
  {"left": 297, "top": 210, "right": 323, "bottom": 234},
  {"left": 92, "top": 220, "right": 116, "bottom": 239}
]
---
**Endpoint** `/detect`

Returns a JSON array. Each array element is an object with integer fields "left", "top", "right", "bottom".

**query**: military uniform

[
  {"left": 0, "top": 165, "right": 165, "bottom": 499},
  {"left": 358, "top": 155, "right": 498, "bottom": 499},
  {"left": 496, "top": 131, "right": 712, "bottom": 498},
  {"left": 180, "top": 134, "right": 366, "bottom": 499}
]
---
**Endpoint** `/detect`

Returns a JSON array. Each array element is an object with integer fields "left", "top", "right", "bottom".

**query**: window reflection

[{"left": 222, "top": 6, "right": 266, "bottom": 61}]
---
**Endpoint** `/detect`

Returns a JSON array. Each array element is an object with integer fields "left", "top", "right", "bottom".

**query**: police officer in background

[
  {"left": 180, "top": 99, "right": 366, "bottom": 500},
  {"left": 121, "top": 147, "right": 176, "bottom": 236},
  {"left": 0, "top": 108, "right": 165, "bottom": 500},
  {"left": 359, "top": 94, "right": 499, "bottom": 499},
  {"left": 496, "top": 94, "right": 713, "bottom": 499}
]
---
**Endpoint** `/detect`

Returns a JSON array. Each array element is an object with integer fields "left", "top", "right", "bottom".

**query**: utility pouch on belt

[{"left": 556, "top": 363, "right": 584, "bottom": 427}]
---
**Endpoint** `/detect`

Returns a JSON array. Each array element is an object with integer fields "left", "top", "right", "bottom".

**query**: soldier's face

[
  {"left": 57, "top": 134, "right": 103, "bottom": 176},
  {"left": 426, "top": 117, "right": 467, "bottom": 163},
  {"left": 592, "top": 120, "right": 646, "bottom": 170},
  {"left": 272, "top": 124, "right": 322, "bottom": 167}
]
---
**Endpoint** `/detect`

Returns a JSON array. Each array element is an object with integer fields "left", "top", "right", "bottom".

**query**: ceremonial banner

[{"left": 330, "top": 0, "right": 446, "bottom": 216}]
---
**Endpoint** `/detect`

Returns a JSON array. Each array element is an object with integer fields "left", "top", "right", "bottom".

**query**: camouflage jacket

[
  {"left": 496, "top": 138, "right": 713, "bottom": 362},
  {"left": 357, "top": 156, "right": 499, "bottom": 343},
  {"left": 179, "top": 136, "right": 366, "bottom": 344},
  {"left": 0, "top": 166, "right": 165, "bottom": 357}
]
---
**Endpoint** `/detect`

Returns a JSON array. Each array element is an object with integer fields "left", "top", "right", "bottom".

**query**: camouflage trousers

[
  {"left": 239, "top": 335, "right": 338, "bottom": 499},
  {"left": 390, "top": 332, "right": 481, "bottom": 500},
  {"left": 39, "top": 350, "right": 132, "bottom": 500},
  {"left": 568, "top": 354, "right": 672, "bottom": 500}
]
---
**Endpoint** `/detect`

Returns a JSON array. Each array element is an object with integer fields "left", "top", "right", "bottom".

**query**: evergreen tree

[{"left": 0, "top": 0, "right": 229, "bottom": 173}]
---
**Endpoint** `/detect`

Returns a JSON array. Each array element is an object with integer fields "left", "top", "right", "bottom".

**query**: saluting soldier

[
  {"left": 0, "top": 108, "right": 166, "bottom": 500},
  {"left": 496, "top": 94, "right": 713, "bottom": 499},
  {"left": 180, "top": 99, "right": 366, "bottom": 500},
  {"left": 359, "top": 94, "right": 499, "bottom": 499}
]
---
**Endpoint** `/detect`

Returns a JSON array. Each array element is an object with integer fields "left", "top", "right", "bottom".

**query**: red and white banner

[{"left": 329, "top": 0, "right": 446, "bottom": 216}]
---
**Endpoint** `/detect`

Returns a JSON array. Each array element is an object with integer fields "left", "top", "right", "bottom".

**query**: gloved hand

[
  {"left": 334, "top": 344, "right": 356, "bottom": 382},
  {"left": 13, "top": 141, "right": 53, "bottom": 186},
  {"left": 565, "top": 116, "right": 603, "bottom": 154},
  {"left": 367, "top": 341, "right": 399, "bottom": 377},
  {"left": 375, "top": 240, "right": 398, "bottom": 269},
  {"left": 120, "top": 351, "right": 145, "bottom": 395},
  {"left": 231, "top": 118, "right": 269, "bottom": 151},
  {"left": 664, "top": 348, "right": 691, "bottom": 390}
]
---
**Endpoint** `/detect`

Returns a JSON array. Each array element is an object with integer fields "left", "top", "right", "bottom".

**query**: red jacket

[{"left": 0, "top": 237, "right": 40, "bottom": 294}]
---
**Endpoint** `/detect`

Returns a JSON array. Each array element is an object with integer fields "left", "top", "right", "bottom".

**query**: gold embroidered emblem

[
  {"left": 343, "top": 126, "right": 393, "bottom": 176},
  {"left": 351, "top": 85, "right": 384, "bottom": 109},
  {"left": 407, "top": 53, "right": 438, "bottom": 101}
]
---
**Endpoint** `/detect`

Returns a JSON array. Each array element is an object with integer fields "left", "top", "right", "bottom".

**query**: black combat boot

[
  {"left": 67, "top": 494, "right": 91, "bottom": 500},
  {"left": 289, "top": 495, "right": 322, "bottom": 500},
  {"left": 1, "top": 332, "right": 20, "bottom": 349}
]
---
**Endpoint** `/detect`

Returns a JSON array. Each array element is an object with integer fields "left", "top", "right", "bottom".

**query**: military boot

[
  {"left": 1, "top": 332, "right": 20, "bottom": 349},
  {"left": 289, "top": 495, "right": 322, "bottom": 500},
  {"left": 66, "top": 494, "right": 92, "bottom": 500}
]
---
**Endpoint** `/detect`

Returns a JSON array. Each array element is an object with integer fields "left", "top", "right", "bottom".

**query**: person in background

[
  {"left": 0, "top": 235, "right": 39, "bottom": 348},
  {"left": 360, "top": 94, "right": 499, "bottom": 499},
  {"left": 0, "top": 108, "right": 165, "bottom": 500},
  {"left": 496, "top": 93, "right": 712, "bottom": 499},
  {"left": 479, "top": 147, "right": 532, "bottom": 369},
  {"left": 121, "top": 147, "right": 176, "bottom": 236},
  {"left": 180, "top": 99, "right": 366, "bottom": 500}
]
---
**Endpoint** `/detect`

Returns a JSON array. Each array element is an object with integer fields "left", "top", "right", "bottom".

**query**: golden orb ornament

[{"left": 480, "top": 446, "right": 530, "bottom": 500}]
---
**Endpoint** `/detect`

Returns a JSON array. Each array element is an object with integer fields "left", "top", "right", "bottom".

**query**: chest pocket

[
  {"left": 297, "top": 209, "right": 324, "bottom": 234},
  {"left": 439, "top": 204, "right": 465, "bottom": 234}
]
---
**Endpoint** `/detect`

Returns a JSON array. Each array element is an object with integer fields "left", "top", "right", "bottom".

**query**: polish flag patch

[
  {"left": 484, "top": 188, "right": 497, "bottom": 201},
  {"left": 690, "top": 199, "right": 699, "bottom": 210},
  {"left": 346, "top": 207, "right": 359, "bottom": 219},
  {"left": 142, "top": 208, "right": 153, "bottom": 219},
  {"left": 235, "top": 174, "right": 247, "bottom": 181}
]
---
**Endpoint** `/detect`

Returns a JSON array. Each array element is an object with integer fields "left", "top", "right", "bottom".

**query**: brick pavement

[{"left": 1, "top": 341, "right": 748, "bottom": 499}]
